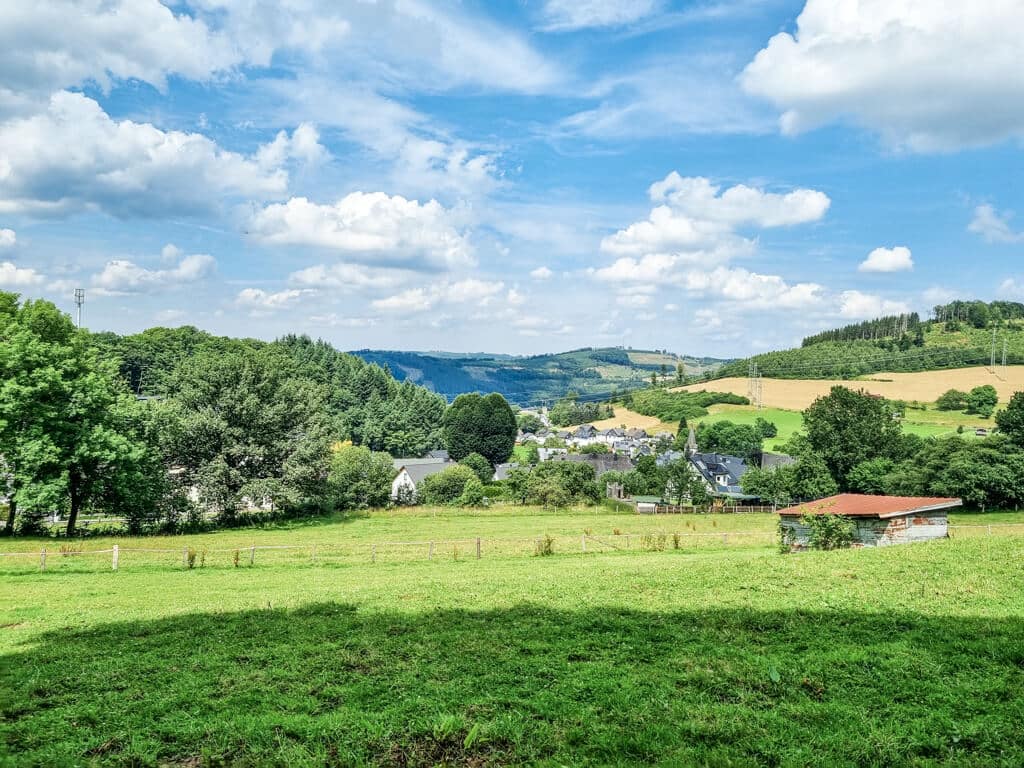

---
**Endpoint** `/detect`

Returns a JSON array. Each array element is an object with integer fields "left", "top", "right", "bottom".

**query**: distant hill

[
  {"left": 351, "top": 347, "right": 728, "bottom": 405},
  {"left": 714, "top": 300, "right": 1024, "bottom": 380}
]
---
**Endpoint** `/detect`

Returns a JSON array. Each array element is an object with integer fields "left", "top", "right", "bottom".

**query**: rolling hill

[
  {"left": 713, "top": 301, "right": 1024, "bottom": 381},
  {"left": 351, "top": 347, "right": 728, "bottom": 405}
]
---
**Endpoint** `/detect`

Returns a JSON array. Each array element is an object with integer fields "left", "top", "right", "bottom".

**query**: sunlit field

[{"left": 3, "top": 506, "right": 1024, "bottom": 765}]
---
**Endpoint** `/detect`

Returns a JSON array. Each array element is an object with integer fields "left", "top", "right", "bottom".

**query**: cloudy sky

[{"left": 1, "top": 1, "right": 1022, "bottom": 356}]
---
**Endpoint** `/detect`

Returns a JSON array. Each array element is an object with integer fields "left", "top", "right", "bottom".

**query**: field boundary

[{"left": 2, "top": 523, "right": 1021, "bottom": 573}]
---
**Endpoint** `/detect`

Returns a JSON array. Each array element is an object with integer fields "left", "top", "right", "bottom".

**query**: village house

[
  {"left": 390, "top": 457, "right": 454, "bottom": 501},
  {"left": 778, "top": 494, "right": 961, "bottom": 549}
]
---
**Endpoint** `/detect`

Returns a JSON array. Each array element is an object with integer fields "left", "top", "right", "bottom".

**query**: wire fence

[{"left": 1, "top": 523, "right": 1021, "bottom": 575}]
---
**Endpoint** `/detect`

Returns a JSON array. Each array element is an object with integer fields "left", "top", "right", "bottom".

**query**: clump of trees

[
  {"left": 742, "top": 385, "right": 1024, "bottom": 511},
  {"left": 695, "top": 418, "right": 777, "bottom": 460},
  {"left": 937, "top": 385, "right": 998, "bottom": 417},
  {"left": 549, "top": 394, "right": 613, "bottom": 427},
  {"left": 623, "top": 389, "right": 748, "bottom": 423},
  {"left": 503, "top": 462, "right": 603, "bottom": 508}
]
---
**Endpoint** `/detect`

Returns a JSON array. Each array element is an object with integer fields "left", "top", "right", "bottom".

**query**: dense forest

[
  {"left": 718, "top": 300, "right": 1024, "bottom": 380},
  {"left": 802, "top": 313, "right": 923, "bottom": 346},
  {"left": 0, "top": 297, "right": 450, "bottom": 536}
]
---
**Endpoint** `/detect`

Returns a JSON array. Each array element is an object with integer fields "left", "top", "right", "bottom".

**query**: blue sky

[{"left": 1, "top": 0, "right": 1023, "bottom": 356}]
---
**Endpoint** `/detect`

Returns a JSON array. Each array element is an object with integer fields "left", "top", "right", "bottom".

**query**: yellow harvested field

[
  {"left": 588, "top": 406, "right": 676, "bottom": 434},
  {"left": 674, "top": 365, "right": 1024, "bottom": 411}
]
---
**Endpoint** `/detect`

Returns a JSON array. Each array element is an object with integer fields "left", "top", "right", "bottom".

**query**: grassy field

[
  {"left": 677, "top": 365, "right": 1024, "bottom": 411},
  {"left": 699, "top": 403, "right": 990, "bottom": 449},
  {"left": 3, "top": 507, "right": 1024, "bottom": 766},
  {"left": 699, "top": 405, "right": 804, "bottom": 451}
]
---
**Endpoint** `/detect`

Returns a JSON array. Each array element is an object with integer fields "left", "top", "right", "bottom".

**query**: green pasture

[
  {"left": 703, "top": 402, "right": 993, "bottom": 448},
  {"left": 700, "top": 404, "right": 804, "bottom": 450},
  {"left": 3, "top": 507, "right": 1024, "bottom": 766}
]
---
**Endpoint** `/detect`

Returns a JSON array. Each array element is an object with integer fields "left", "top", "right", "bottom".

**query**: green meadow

[
  {"left": 703, "top": 403, "right": 991, "bottom": 450},
  {"left": 3, "top": 506, "right": 1024, "bottom": 766}
]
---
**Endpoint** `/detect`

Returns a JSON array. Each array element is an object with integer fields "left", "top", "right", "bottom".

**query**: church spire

[{"left": 685, "top": 426, "right": 698, "bottom": 457}]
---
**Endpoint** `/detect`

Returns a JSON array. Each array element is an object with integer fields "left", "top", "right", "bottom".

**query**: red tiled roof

[{"left": 778, "top": 493, "right": 962, "bottom": 519}]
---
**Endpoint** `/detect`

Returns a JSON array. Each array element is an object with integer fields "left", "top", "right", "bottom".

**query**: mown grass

[{"left": 2, "top": 510, "right": 1024, "bottom": 766}]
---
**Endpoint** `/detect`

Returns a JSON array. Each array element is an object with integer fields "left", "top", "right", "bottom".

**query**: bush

[
  {"left": 329, "top": 445, "right": 395, "bottom": 511},
  {"left": 455, "top": 476, "right": 486, "bottom": 507},
  {"left": 936, "top": 389, "right": 968, "bottom": 411},
  {"left": 801, "top": 513, "right": 856, "bottom": 550},
  {"left": 459, "top": 452, "right": 493, "bottom": 484},
  {"left": 419, "top": 465, "right": 478, "bottom": 505},
  {"left": 966, "top": 385, "right": 998, "bottom": 418}
]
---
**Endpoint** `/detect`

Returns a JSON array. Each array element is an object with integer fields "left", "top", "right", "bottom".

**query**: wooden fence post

[
  {"left": 722, "top": 534, "right": 728, "bottom": 545},
  {"left": 249, "top": 545, "right": 255, "bottom": 566},
  {"left": 40, "top": 547, "right": 46, "bottom": 572},
  {"left": 112, "top": 544, "right": 119, "bottom": 571},
  {"left": 428, "top": 541, "right": 434, "bottom": 560},
  {"left": 581, "top": 534, "right": 586, "bottom": 553},
  {"left": 476, "top": 538, "right": 481, "bottom": 559},
  {"left": 371, "top": 544, "right": 377, "bottom": 563},
  {"left": 311, "top": 544, "right": 317, "bottom": 563}
]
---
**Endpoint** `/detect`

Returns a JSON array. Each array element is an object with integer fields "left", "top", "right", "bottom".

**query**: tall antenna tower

[
  {"left": 73, "top": 289, "right": 85, "bottom": 328},
  {"left": 991, "top": 329, "right": 997, "bottom": 370}
]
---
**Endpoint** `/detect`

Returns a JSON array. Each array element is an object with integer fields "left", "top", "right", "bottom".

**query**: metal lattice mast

[{"left": 73, "top": 289, "right": 85, "bottom": 328}]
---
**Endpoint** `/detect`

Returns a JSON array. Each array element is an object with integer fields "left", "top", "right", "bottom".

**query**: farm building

[{"left": 778, "top": 494, "right": 962, "bottom": 548}]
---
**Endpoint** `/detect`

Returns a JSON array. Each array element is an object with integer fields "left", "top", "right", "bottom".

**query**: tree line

[
  {"left": 0, "top": 293, "right": 461, "bottom": 536},
  {"left": 741, "top": 385, "right": 1024, "bottom": 511}
]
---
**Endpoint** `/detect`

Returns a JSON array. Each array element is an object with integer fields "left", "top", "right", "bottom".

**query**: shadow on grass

[{"left": 2, "top": 604, "right": 1023, "bottom": 766}]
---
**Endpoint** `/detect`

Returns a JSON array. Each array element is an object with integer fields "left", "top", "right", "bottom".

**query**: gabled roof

[
  {"left": 427, "top": 449, "right": 450, "bottom": 460},
  {"left": 398, "top": 461, "right": 455, "bottom": 484},
  {"left": 778, "top": 494, "right": 962, "bottom": 518},
  {"left": 393, "top": 456, "right": 449, "bottom": 469},
  {"left": 690, "top": 452, "right": 749, "bottom": 495}
]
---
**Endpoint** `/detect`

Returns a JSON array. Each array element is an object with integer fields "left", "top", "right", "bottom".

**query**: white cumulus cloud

[
  {"left": 839, "top": 290, "right": 910, "bottom": 319},
  {"left": 248, "top": 193, "right": 474, "bottom": 270},
  {"left": 92, "top": 250, "right": 215, "bottom": 294},
  {"left": 288, "top": 263, "right": 412, "bottom": 291},
  {"left": 601, "top": 173, "right": 829, "bottom": 259},
  {"left": 0, "top": 261, "right": 44, "bottom": 287},
  {"left": 372, "top": 279, "right": 505, "bottom": 313},
  {"left": 0, "top": 92, "right": 289, "bottom": 217},
  {"left": 0, "top": 229, "right": 15, "bottom": 248},
  {"left": 234, "top": 287, "right": 313, "bottom": 312},
  {"left": 859, "top": 246, "right": 914, "bottom": 273},
  {"left": 742, "top": 0, "right": 1024, "bottom": 151}
]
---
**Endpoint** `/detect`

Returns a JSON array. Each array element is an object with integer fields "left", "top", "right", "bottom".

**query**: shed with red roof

[{"left": 778, "top": 493, "right": 961, "bottom": 549}]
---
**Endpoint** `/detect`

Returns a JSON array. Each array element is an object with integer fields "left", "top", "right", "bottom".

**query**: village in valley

[{"left": 4, "top": 1, "right": 1024, "bottom": 765}]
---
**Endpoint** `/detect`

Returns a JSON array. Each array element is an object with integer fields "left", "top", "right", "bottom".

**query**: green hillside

[
  {"left": 716, "top": 300, "right": 1024, "bottom": 380},
  {"left": 353, "top": 347, "right": 728, "bottom": 405}
]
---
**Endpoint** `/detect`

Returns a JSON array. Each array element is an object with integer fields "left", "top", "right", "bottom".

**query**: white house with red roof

[{"left": 778, "top": 493, "right": 962, "bottom": 549}]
